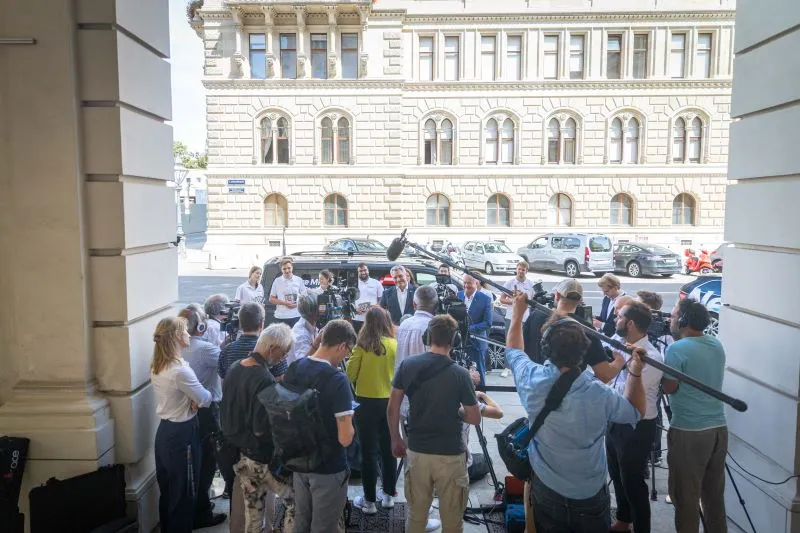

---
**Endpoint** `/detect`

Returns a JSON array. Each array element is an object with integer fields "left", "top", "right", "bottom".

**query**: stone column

[
  {"left": 723, "top": 1, "right": 800, "bottom": 532},
  {"left": 263, "top": 6, "right": 276, "bottom": 79},
  {"left": 295, "top": 7, "right": 308, "bottom": 79},
  {"left": 327, "top": 6, "right": 338, "bottom": 79},
  {"left": 0, "top": 1, "right": 175, "bottom": 531},
  {"left": 231, "top": 7, "right": 245, "bottom": 78}
]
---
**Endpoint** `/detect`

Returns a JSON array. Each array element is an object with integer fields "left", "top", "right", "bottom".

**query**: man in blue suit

[
  {"left": 380, "top": 264, "right": 417, "bottom": 325},
  {"left": 457, "top": 273, "right": 493, "bottom": 388}
]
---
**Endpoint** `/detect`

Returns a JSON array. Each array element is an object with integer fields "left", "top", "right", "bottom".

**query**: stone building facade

[{"left": 194, "top": 0, "right": 735, "bottom": 262}]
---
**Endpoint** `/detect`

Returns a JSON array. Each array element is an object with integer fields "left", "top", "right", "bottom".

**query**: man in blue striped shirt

[{"left": 218, "top": 303, "right": 289, "bottom": 379}]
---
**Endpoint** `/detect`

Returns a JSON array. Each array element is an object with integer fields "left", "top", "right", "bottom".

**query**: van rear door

[{"left": 588, "top": 235, "right": 614, "bottom": 272}]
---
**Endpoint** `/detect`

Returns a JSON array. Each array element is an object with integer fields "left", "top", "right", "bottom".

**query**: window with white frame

[
  {"left": 444, "top": 36, "right": 459, "bottom": 81},
  {"left": 506, "top": 35, "right": 522, "bottom": 81},
  {"left": 264, "top": 194, "right": 288, "bottom": 227},
  {"left": 670, "top": 33, "right": 687, "bottom": 78},
  {"left": 484, "top": 116, "right": 516, "bottom": 164},
  {"left": 324, "top": 193, "right": 348, "bottom": 227},
  {"left": 569, "top": 34, "right": 585, "bottom": 79},
  {"left": 543, "top": 35, "right": 559, "bottom": 79},
  {"left": 311, "top": 34, "right": 327, "bottom": 79},
  {"left": 606, "top": 34, "right": 622, "bottom": 79},
  {"left": 632, "top": 34, "right": 649, "bottom": 79},
  {"left": 280, "top": 33, "right": 297, "bottom": 79},
  {"left": 320, "top": 115, "right": 351, "bottom": 164},
  {"left": 419, "top": 36, "right": 434, "bottom": 81},
  {"left": 481, "top": 35, "right": 497, "bottom": 81},
  {"left": 426, "top": 194, "right": 450, "bottom": 226},
  {"left": 610, "top": 193, "right": 633, "bottom": 226},
  {"left": 547, "top": 116, "right": 577, "bottom": 164},
  {"left": 501, "top": 119, "right": 514, "bottom": 163},
  {"left": 548, "top": 193, "right": 572, "bottom": 227},
  {"left": 697, "top": 33, "right": 713, "bottom": 78},
  {"left": 672, "top": 115, "right": 704, "bottom": 163},
  {"left": 609, "top": 116, "right": 640, "bottom": 164},
  {"left": 341, "top": 33, "right": 358, "bottom": 79},
  {"left": 485, "top": 118, "right": 499, "bottom": 163},
  {"left": 260, "top": 116, "right": 290, "bottom": 164},
  {"left": 249, "top": 34, "right": 266, "bottom": 79},
  {"left": 422, "top": 117, "right": 454, "bottom": 166},
  {"left": 487, "top": 194, "right": 511, "bottom": 226},
  {"left": 672, "top": 193, "right": 696, "bottom": 225}
]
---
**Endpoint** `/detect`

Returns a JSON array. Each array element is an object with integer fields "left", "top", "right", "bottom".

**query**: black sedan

[{"left": 614, "top": 242, "right": 681, "bottom": 278}]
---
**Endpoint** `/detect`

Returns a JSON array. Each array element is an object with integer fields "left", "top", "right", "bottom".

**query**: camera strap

[
  {"left": 521, "top": 367, "right": 581, "bottom": 448},
  {"left": 405, "top": 357, "right": 454, "bottom": 397}
]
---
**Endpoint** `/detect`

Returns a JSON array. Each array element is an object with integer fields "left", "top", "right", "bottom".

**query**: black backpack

[{"left": 258, "top": 362, "right": 339, "bottom": 473}]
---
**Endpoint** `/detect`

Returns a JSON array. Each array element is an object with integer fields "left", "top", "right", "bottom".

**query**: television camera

[
  {"left": 220, "top": 301, "right": 241, "bottom": 337},
  {"left": 647, "top": 309, "right": 672, "bottom": 348},
  {"left": 531, "top": 280, "right": 555, "bottom": 308},
  {"left": 316, "top": 273, "right": 360, "bottom": 329},
  {"left": 431, "top": 274, "right": 473, "bottom": 369}
]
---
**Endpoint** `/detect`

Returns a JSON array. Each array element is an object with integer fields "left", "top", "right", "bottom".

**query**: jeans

[
  {"left": 194, "top": 403, "right": 220, "bottom": 521},
  {"left": 405, "top": 450, "right": 469, "bottom": 533},
  {"left": 154, "top": 417, "right": 201, "bottom": 533},
  {"left": 532, "top": 476, "right": 610, "bottom": 533},
  {"left": 354, "top": 396, "right": 396, "bottom": 502},
  {"left": 606, "top": 418, "right": 658, "bottom": 533},
  {"left": 293, "top": 470, "right": 349, "bottom": 533},
  {"left": 668, "top": 426, "right": 728, "bottom": 533}
]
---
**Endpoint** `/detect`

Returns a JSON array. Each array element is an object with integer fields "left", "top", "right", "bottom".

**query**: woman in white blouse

[
  {"left": 151, "top": 316, "right": 211, "bottom": 533},
  {"left": 235, "top": 266, "right": 264, "bottom": 305}
]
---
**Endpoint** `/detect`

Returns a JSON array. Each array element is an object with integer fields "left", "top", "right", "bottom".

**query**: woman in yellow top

[{"left": 346, "top": 306, "right": 398, "bottom": 515}]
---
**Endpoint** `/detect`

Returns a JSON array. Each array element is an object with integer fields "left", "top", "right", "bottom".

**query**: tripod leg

[
  {"left": 725, "top": 462, "right": 758, "bottom": 533},
  {"left": 650, "top": 448, "right": 658, "bottom": 502},
  {"left": 473, "top": 424, "right": 503, "bottom": 500}
]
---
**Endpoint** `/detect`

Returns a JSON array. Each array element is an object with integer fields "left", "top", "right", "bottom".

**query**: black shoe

[{"left": 193, "top": 512, "right": 227, "bottom": 529}]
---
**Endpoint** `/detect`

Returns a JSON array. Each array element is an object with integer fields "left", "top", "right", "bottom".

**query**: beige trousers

[{"left": 404, "top": 450, "right": 469, "bottom": 533}]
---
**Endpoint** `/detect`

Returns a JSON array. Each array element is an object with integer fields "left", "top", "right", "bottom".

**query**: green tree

[{"left": 173, "top": 141, "right": 208, "bottom": 169}]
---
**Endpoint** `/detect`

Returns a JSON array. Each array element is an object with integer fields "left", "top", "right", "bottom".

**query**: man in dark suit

[
  {"left": 594, "top": 273, "right": 625, "bottom": 337},
  {"left": 380, "top": 265, "right": 416, "bottom": 325},
  {"left": 457, "top": 274, "right": 493, "bottom": 388}
]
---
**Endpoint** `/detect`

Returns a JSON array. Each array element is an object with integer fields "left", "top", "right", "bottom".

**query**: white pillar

[
  {"left": 723, "top": 2, "right": 800, "bottom": 532},
  {"left": 295, "top": 7, "right": 307, "bottom": 79},
  {"left": 327, "top": 6, "right": 338, "bottom": 79}
]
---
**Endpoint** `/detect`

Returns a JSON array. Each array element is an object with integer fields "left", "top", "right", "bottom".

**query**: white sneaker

[
  {"left": 501, "top": 368, "right": 510, "bottom": 378},
  {"left": 381, "top": 492, "right": 395, "bottom": 509},
  {"left": 353, "top": 496, "right": 377, "bottom": 515},
  {"left": 425, "top": 518, "right": 441, "bottom": 531}
]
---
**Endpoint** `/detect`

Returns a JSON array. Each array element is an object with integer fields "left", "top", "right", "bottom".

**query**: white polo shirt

[
  {"left": 353, "top": 277, "right": 384, "bottom": 322},
  {"left": 503, "top": 277, "right": 535, "bottom": 323},
  {"left": 235, "top": 282, "right": 264, "bottom": 305},
  {"left": 269, "top": 275, "right": 307, "bottom": 319},
  {"left": 613, "top": 336, "right": 664, "bottom": 420}
]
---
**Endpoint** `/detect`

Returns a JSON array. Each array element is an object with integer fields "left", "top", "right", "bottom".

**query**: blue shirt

[
  {"left": 664, "top": 336, "right": 727, "bottom": 431},
  {"left": 506, "top": 347, "right": 639, "bottom": 499},
  {"left": 182, "top": 337, "right": 222, "bottom": 402}
]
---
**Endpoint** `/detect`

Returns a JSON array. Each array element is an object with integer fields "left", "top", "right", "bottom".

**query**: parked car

[
  {"left": 517, "top": 233, "right": 614, "bottom": 278},
  {"left": 323, "top": 238, "right": 387, "bottom": 254},
  {"left": 679, "top": 276, "right": 722, "bottom": 337},
  {"left": 426, "top": 239, "right": 464, "bottom": 266},
  {"left": 462, "top": 241, "right": 523, "bottom": 275},
  {"left": 613, "top": 242, "right": 681, "bottom": 278},
  {"left": 710, "top": 243, "right": 732, "bottom": 270}
]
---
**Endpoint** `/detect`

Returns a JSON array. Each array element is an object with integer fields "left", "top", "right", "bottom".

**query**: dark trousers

[
  {"left": 155, "top": 417, "right": 201, "bottom": 533},
  {"left": 195, "top": 403, "right": 220, "bottom": 520},
  {"left": 606, "top": 418, "right": 658, "bottom": 533},
  {"left": 467, "top": 344, "right": 487, "bottom": 389},
  {"left": 354, "top": 396, "right": 396, "bottom": 502},
  {"left": 276, "top": 317, "right": 300, "bottom": 328},
  {"left": 532, "top": 476, "right": 610, "bottom": 533}
]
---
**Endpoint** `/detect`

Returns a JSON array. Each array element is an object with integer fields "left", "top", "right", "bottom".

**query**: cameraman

[
  {"left": 218, "top": 302, "right": 265, "bottom": 379},
  {"left": 286, "top": 293, "right": 320, "bottom": 365},
  {"left": 203, "top": 294, "right": 230, "bottom": 347},
  {"left": 505, "top": 292, "right": 646, "bottom": 532},
  {"left": 389, "top": 314, "right": 479, "bottom": 533},
  {"left": 428, "top": 263, "right": 458, "bottom": 295}
]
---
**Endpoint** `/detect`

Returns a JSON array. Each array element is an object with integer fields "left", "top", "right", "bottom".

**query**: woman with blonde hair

[
  {"left": 151, "top": 316, "right": 212, "bottom": 533},
  {"left": 346, "top": 306, "right": 398, "bottom": 514}
]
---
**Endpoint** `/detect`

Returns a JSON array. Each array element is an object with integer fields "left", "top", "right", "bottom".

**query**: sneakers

[
  {"left": 354, "top": 496, "right": 378, "bottom": 515},
  {"left": 500, "top": 368, "right": 510, "bottom": 378},
  {"left": 425, "top": 518, "right": 442, "bottom": 531},
  {"left": 381, "top": 492, "right": 395, "bottom": 509}
]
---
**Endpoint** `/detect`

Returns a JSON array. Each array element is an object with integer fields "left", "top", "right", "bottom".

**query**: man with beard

[
  {"left": 662, "top": 299, "right": 727, "bottom": 533},
  {"left": 352, "top": 263, "right": 384, "bottom": 334},
  {"left": 607, "top": 302, "right": 663, "bottom": 533}
]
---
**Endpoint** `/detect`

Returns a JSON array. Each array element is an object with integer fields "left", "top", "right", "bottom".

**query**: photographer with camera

[
  {"left": 607, "top": 302, "right": 663, "bottom": 533},
  {"left": 389, "top": 314, "right": 480, "bottom": 533},
  {"left": 286, "top": 293, "right": 320, "bottom": 365},
  {"left": 203, "top": 294, "right": 231, "bottom": 347},
  {"left": 457, "top": 273, "right": 492, "bottom": 388},
  {"left": 236, "top": 266, "right": 265, "bottom": 305},
  {"left": 505, "top": 291, "right": 646, "bottom": 532},
  {"left": 428, "top": 264, "right": 458, "bottom": 295}
]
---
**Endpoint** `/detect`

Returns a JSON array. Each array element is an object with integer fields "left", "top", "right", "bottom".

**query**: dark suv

[{"left": 259, "top": 251, "right": 508, "bottom": 368}]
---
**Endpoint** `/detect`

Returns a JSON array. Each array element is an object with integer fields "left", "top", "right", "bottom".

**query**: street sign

[
  {"left": 227, "top": 187, "right": 245, "bottom": 193},
  {"left": 227, "top": 179, "right": 246, "bottom": 185}
]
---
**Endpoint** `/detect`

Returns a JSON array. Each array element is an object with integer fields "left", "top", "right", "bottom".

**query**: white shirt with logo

[
  {"left": 269, "top": 275, "right": 307, "bottom": 319},
  {"left": 354, "top": 277, "right": 384, "bottom": 322},
  {"left": 503, "top": 278, "right": 535, "bottom": 323}
]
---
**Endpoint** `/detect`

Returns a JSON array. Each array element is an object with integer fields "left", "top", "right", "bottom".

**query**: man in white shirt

[
  {"left": 286, "top": 293, "right": 320, "bottom": 365},
  {"left": 380, "top": 265, "right": 416, "bottom": 325},
  {"left": 268, "top": 256, "right": 308, "bottom": 328},
  {"left": 607, "top": 301, "right": 664, "bottom": 533},
  {"left": 352, "top": 262, "right": 384, "bottom": 334},
  {"left": 499, "top": 261, "right": 534, "bottom": 376}
]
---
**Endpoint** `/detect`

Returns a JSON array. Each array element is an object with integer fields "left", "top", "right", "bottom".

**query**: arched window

[
  {"left": 321, "top": 117, "right": 334, "bottom": 164},
  {"left": 672, "top": 193, "right": 696, "bottom": 225},
  {"left": 263, "top": 194, "right": 288, "bottom": 227},
  {"left": 323, "top": 193, "right": 348, "bottom": 227},
  {"left": 688, "top": 117, "right": 702, "bottom": 163},
  {"left": 672, "top": 115, "right": 705, "bottom": 164},
  {"left": 261, "top": 118, "right": 274, "bottom": 163},
  {"left": 672, "top": 118, "right": 686, "bottom": 163},
  {"left": 421, "top": 117, "right": 455, "bottom": 166},
  {"left": 609, "top": 116, "right": 641, "bottom": 164},
  {"left": 276, "top": 118, "right": 289, "bottom": 164},
  {"left": 423, "top": 119, "right": 437, "bottom": 165},
  {"left": 318, "top": 114, "right": 352, "bottom": 164},
  {"left": 440, "top": 119, "right": 453, "bottom": 165},
  {"left": 547, "top": 116, "right": 578, "bottom": 164},
  {"left": 610, "top": 193, "right": 633, "bottom": 226},
  {"left": 486, "top": 194, "right": 510, "bottom": 226},
  {"left": 501, "top": 119, "right": 515, "bottom": 164},
  {"left": 547, "top": 119, "right": 560, "bottom": 163},
  {"left": 484, "top": 119, "right": 498, "bottom": 164},
  {"left": 337, "top": 117, "right": 350, "bottom": 164},
  {"left": 563, "top": 118, "right": 576, "bottom": 164},
  {"left": 426, "top": 194, "right": 450, "bottom": 226},
  {"left": 548, "top": 193, "right": 572, "bottom": 227},
  {"left": 257, "top": 113, "right": 292, "bottom": 165}
]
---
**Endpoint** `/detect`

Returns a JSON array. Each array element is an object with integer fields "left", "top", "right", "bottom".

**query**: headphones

[
  {"left": 180, "top": 306, "right": 207, "bottom": 335},
  {"left": 677, "top": 309, "right": 690, "bottom": 330},
  {"left": 540, "top": 317, "right": 576, "bottom": 361},
  {"left": 422, "top": 321, "right": 461, "bottom": 349}
]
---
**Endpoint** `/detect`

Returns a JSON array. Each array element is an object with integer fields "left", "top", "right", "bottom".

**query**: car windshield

[
  {"left": 354, "top": 240, "right": 386, "bottom": 251},
  {"left": 641, "top": 245, "right": 674, "bottom": 255},
  {"left": 483, "top": 242, "right": 512, "bottom": 253},
  {"left": 588, "top": 236, "right": 612, "bottom": 252}
]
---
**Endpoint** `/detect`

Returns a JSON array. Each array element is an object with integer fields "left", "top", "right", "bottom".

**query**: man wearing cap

[{"left": 528, "top": 279, "right": 625, "bottom": 382}]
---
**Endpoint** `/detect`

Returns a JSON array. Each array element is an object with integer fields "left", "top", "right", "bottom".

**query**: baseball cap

[{"left": 554, "top": 279, "right": 583, "bottom": 300}]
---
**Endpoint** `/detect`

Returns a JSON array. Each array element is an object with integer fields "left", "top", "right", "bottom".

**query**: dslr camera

[{"left": 317, "top": 273, "right": 359, "bottom": 329}]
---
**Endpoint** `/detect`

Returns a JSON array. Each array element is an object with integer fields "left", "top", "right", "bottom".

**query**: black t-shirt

[
  {"left": 285, "top": 357, "right": 354, "bottom": 474},
  {"left": 526, "top": 312, "right": 609, "bottom": 369},
  {"left": 220, "top": 359, "right": 276, "bottom": 464},
  {"left": 392, "top": 353, "right": 478, "bottom": 456}
]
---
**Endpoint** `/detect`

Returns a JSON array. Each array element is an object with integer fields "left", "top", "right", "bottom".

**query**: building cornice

[
  {"left": 373, "top": 10, "right": 736, "bottom": 24},
  {"left": 202, "top": 78, "right": 732, "bottom": 91}
]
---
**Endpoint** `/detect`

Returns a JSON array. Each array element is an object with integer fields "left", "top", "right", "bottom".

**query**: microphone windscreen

[{"left": 386, "top": 237, "right": 406, "bottom": 262}]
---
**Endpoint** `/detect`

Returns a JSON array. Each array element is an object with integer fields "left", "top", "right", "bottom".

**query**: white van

[{"left": 516, "top": 233, "right": 615, "bottom": 278}]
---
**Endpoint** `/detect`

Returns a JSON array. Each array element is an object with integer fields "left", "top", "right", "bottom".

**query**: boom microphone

[{"left": 386, "top": 229, "right": 407, "bottom": 261}]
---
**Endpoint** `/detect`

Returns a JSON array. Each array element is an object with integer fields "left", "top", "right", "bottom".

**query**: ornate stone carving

[
  {"left": 294, "top": 7, "right": 306, "bottom": 28},
  {"left": 359, "top": 53, "right": 368, "bottom": 78},
  {"left": 327, "top": 5, "right": 337, "bottom": 26},
  {"left": 431, "top": 114, "right": 443, "bottom": 124},
  {"left": 267, "top": 113, "right": 278, "bottom": 121},
  {"left": 297, "top": 55, "right": 307, "bottom": 78},
  {"left": 556, "top": 112, "right": 568, "bottom": 123},
  {"left": 266, "top": 53, "right": 275, "bottom": 78},
  {"left": 232, "top": 53, "right": 245, "bottom": 77},
  {"left": 262, "top": 6, "right": 275, "bottom": 26},
  {"left": 328, "top": 54, "right": 337, "bottom": 78}
]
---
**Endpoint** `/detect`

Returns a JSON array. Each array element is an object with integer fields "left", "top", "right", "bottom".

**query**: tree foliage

[{"left": 173, "top": 141, "right": 208, "bottom": 169}]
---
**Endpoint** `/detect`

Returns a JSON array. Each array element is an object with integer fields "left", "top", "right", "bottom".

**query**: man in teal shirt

[{"left": 663, "top": 299, "right": 727, "bottom": 533}]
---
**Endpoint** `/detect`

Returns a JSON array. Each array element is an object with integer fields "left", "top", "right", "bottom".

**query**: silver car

[
  {"left": 462, "top": 241, "right": 523, "bottom": 274},
  {"left": 517, "top": 233, "right": 614, "bottom": 278}
]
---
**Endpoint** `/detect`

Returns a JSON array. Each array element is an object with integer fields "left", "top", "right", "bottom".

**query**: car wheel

[
  {"left": 564, "top": 261, "right": 579, "bottom": 278},
  {"left": 627, "top": 261, "right": 642, "bottom": 278},
  {"left": 700, "top": 267, "right": 712, "bottom": 274},
  {"left": 705, "top": 312, "right": 720, "bottom": 337},
  {"left": 488, "top": 341, "right": 505, "bottom": 370},
  {"left": 485, "top": 262, "right": 495, "bottom": 275},
  {"left": 661, "top": 274, "right": 673, "bottom": 278}
]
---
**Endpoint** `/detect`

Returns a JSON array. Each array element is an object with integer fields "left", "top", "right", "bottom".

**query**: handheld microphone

[{"left": 386, "top": 229, "right": 408, "bottom": 261}]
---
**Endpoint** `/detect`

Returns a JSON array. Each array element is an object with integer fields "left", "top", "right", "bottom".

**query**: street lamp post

[{"left": 173, "top": 156, "right": 190, "bottom": 258}]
